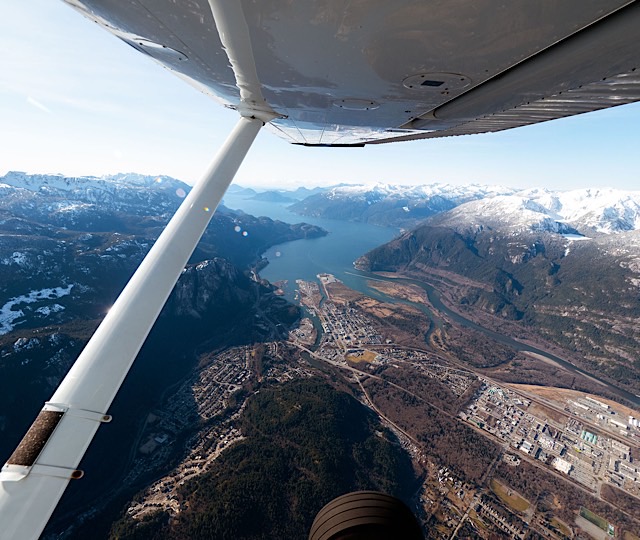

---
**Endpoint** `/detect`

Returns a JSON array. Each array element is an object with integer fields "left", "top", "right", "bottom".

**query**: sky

[{"left": 1, "top": 0, "right": 639, "bottom": 191}]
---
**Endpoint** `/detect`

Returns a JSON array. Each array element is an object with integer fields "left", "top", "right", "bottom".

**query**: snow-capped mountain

[
  {"left": 1, "top": 171, "right": 187, "bottom": 193},
  {"left": 0, "top": 171, "right": 191, "bottom": 230},
  {"left": 286, "top": 180, "right": 640, "bottom": 234},
  {"left": 288, "top": 182, "right": 517, "bottom": 227},
  {"left": 432, "top": 188, "right": 640, "bottom": 236},
  {"left": 517, "top": 187, "right": 640, "bottom": 233},
  {"left": 322, "top": 182, "right": 514, "bottom": 201}
]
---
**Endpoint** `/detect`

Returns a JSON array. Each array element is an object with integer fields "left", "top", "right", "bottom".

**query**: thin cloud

[{"left": 26, "top": 96, "right": 52, "bottom": 114}]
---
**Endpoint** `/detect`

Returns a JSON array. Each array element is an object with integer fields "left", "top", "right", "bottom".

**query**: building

[
  {"left": 610, "top": 418, "right": 628, "bottom": 430},
  {"left": 580, "top": 430, "right": 598, "bottom": 445},
  {"left": 572, "top": 401, "right": 590, "bottom": 411},
  {"left": 553, "top": 458, "right": 572, "bottom": 474},
  {"left": 585, "top": 397, "right": 609, "bottom": 410}
]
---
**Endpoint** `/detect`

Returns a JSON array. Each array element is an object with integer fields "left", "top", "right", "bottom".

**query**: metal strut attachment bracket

[
  {"left": 30, "top": 464, "right": 84, "bottom": 480},
  {"left": 1, "top": 404, "right": 111, "bottom": 482},
  {"left": 44, "top": 402, "right": 112, "bottom": 423}
]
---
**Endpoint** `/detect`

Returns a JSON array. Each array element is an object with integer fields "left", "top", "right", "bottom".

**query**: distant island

[{"left": 249, "top": 190, "right": 296, "bottom": 203}]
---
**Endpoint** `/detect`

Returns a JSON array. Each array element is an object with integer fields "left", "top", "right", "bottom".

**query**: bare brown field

[
  {"left": 346, "top": 350, "right": 378, "bottom": 364},
  {"left": 366, "top": 280, "right": 428, "bottom": 304},
  {"left": 356, "top": 298, "right": 395, "bottom": 318},
  {"left": 509, "top": 384, "right": 639, "bottom": 419},
  {"left": 490, "top": 479, "right": 530, "bottom": 513},
  {"left": 524, "top": 400, "right": 569, "bottom": 425},
  {"left": 325, "top": 281, "right": 362, "bottom": 303}
]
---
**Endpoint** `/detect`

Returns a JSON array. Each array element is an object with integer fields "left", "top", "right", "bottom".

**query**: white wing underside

[{"left": 64, "top": 0, "right": 640, "bottom": 146}]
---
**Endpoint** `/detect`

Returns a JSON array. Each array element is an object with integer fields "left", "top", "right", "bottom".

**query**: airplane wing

[{"left": 63, "top": 0, "right": 640, "bottom": 145}]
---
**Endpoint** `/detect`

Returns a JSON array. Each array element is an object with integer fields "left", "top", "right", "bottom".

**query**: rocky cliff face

[
  {"left": 170, "top": 259, "right": 253, "bottom": 318},
  {"left": 0, "top": 172, "right": 312, "bottom": 471},
  {"left": 161, "top": 256, "right": 298, "bottom": 343}
]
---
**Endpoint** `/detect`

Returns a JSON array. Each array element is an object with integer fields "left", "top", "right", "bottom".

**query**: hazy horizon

[
  {"left": 2, "top": 1, "right": 639, "bottom": 191},
  {"left": 3, "top": 170, "right": 640, "bottom": 196}
]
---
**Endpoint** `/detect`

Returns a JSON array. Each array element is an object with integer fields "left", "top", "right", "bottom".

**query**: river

[
  {"left": 350, "top": 269, "right": 640, "bottom": 407},
  {"left": 223, "top": 195, "right": 640, "bottom": 407}
]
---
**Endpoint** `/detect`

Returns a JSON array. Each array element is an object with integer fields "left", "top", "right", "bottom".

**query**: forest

[
  {"left": 109, "top": 378, "right": 419, "bottom": 539},
  {"left": 364, "top": 378, "right": 499, "bottom": 484}
]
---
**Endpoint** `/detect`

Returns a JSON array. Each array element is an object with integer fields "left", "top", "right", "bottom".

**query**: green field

[{"left": 580, "top": 507, "right": 609, "bottom": 532}]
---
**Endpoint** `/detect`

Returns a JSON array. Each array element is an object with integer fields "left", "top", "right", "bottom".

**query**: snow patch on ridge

[
  {"left": 1, "top": 252, "right": 28, "bottom": 266},
  {"left": 516, "top": 187, "right": 640, "bottom": 233},
  {"left": 0, "top": 285, "right": 74, "bottom": 335},
  {"left": 325, "top": 182, "right": 515, "bottom": 202}
]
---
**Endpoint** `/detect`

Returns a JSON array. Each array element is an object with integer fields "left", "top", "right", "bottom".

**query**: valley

[
  {"left": 2, "top": 174, "right": 640, "bottom": 539},
  {"left": 360, "top": 226, "right": 640, "bottom": 397}
]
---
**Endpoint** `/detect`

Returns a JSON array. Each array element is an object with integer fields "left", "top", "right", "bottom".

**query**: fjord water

[
  {"left": 221, "top": 194, "right": 399, "bottom": 300},
  {"left": 222, "top": 194, "right": 640, "bottom": 406}
]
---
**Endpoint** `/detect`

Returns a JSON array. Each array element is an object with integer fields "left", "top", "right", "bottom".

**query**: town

[
  {"left": 463, "top": 384, "right": 639, "bottom": 497},
  {"left": 118, "top": 274, "right": 639, "bottom": 539}
]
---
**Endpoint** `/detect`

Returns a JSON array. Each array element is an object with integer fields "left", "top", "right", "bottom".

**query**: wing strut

[{"left": 0, "top": 115, "right": 262, "bottom": 540}]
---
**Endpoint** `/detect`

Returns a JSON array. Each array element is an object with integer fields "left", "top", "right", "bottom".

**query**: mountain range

[
  {"left": 229, "top": 182, "right": 640, "bottom": 233},
  {"left": 2, "top": 171, "right": 640, "bottom": 537},
  {"left": 433, "top": 188, "right": 640, "bottom": 235},
  {"left": 0, "top": 172, "right": 325, "bottom": 526},
  {"left": 4, "top": 172, "right": 638, "bottom": 392},
  {"left": 0, "top": 172, "right": 326, "bottom": 333},
  {"left": 357, "top": 186, "right": 640, "bottom": 395}
]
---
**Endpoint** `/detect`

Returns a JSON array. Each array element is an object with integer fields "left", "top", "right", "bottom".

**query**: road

[{"left": 297, "top": 274, "right": 640, "bottom": 532}]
